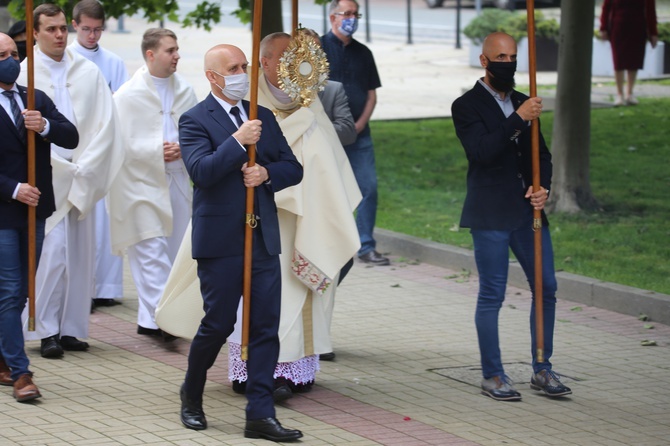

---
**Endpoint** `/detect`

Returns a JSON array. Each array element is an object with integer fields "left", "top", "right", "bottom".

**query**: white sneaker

[{"left": 614, "top": 96, "right": 624, "bottom": 107}]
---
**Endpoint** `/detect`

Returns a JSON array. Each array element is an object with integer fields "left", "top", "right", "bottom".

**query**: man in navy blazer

[
  {"left": 178, "top": 44, "right": 303, "bottom": 442},
  {"left": 452, "top": 32, "right": 571, "bottom": 402},
  {"left": 0, "top": 33, "right": 78, "bottom": 402}
]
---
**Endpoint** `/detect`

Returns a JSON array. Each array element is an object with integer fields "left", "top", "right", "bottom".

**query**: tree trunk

[{"left": 548, "top": 0, "right": 599, "bottom": 213}]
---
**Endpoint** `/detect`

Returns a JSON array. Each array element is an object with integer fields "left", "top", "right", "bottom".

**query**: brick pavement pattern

[
  {"left": 2, "top": 258, "right": 669, "bottom": 445},
  {"left": 3, "top": 13, "right": 670, "bottom": 446}
]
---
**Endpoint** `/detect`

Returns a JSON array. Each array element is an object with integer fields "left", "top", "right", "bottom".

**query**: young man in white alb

[
  {"left": 19, "top": 3, "right": 123, "bottom": 358},
  {"left": 69, "top": 0, "right": 129, "bottom": 308},
  {"left": 109, "top": 28, "right": 197, "bottom": 340}
]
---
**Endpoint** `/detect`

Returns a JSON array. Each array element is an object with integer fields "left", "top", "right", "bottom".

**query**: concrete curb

[{"left": 375, "top": 228, "right": 670, "bottom": 326}]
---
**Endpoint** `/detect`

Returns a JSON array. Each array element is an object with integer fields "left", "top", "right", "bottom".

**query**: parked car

[{"left": 425, "top": 0, "right": 560, "bottom": 9}]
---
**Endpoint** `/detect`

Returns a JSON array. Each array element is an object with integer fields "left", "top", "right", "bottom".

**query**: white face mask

[{"left": 211, "top": 70, "right": 249, "bottom": 101}]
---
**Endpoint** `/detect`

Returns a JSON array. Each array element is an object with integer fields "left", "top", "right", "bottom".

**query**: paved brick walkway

[
  {"left": 3, "top": 257, "right": 669, "bottom": 445},
  {"left": 3, "top": 12, "right": 670, "bottom": 446}
]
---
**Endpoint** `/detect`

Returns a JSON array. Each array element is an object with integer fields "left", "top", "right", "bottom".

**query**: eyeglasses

[
  {"left": 79, "top": 26, "right": 104, "bottom": 35},
  {"left": 334, "top": 11, "right": 362, "bottom": 19}
]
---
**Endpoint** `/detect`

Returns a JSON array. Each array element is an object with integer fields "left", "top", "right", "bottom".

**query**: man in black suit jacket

[
  {"left": 178, "top": 44, "right": 303, "bottom": 442},
  {"left": 0, "top": 33, "right": 78, "bottom": 402},
  {"left": 451, "top": 32, "right": 571, "bottom": 402}
]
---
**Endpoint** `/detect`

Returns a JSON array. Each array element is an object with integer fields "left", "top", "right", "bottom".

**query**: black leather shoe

[
  {"left": 40, "top": 336, "right": 64, "bottom": 358},
  {"left": 273, "top": 384, "right": 293, "bottom": 403},
  {"left": 138, "top": 325, "right": 178, "bottom": 342},
  {"left": 137, "top": 325, "right": 161, "bottom": 336},
  {"left": 358, "top": 250, "right": 390, "bottom": 266},
  {"left": 244, "top": 417, "right": 303, "bottom": 442},
  {"left": 60, "top": 336, "right": 89, "bottom": 351},
  {"left": 319, "top": 352, "right": 336, "bottom": 361},
  {"left": 232, "top": 380, "right": 246, "bottom": 394},
  {"left": 180, "top": 384, "right": 207, "bottom": 430},
  {"left": 161, "top": 331, "right": 178, "bottom": 342},
  {"left": 288, "top": 380, "right": 313, "bottom": 394},
  {"left": 92, "top": 298, "right": 121, "bottom": 307}
]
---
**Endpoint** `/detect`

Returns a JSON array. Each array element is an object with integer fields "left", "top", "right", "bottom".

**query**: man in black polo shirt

[{"left": 321, "top": 0, "right": 388, "bottom": 266}]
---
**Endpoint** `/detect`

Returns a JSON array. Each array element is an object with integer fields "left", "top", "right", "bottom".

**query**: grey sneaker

[
  {"left": 530, "top": 369, "right": 572, "bottom": 397},
  {"left": 481, "top": 375, "right": 522, "bottom": 401}
]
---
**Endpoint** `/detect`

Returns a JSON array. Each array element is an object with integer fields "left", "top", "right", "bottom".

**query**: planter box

[
  {"left": 592, "top": 38, "right": 664, "bottom": 79},
  {"left": 517, "top": 37, "right": 558, "bottom": 72},
  {"left": 469, "top": 37, "right": 558, "bottom": 72}
]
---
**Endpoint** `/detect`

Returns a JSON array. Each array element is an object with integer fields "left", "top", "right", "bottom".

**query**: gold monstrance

[{"left": 278, "top": 28, "right": 330, "bottom": 107}]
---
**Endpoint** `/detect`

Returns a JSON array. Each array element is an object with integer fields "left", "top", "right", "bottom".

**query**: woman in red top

[{"left": 600, "top": 0, "right": 658, "bottom": 106}]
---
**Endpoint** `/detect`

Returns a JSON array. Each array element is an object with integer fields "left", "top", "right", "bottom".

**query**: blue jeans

[
  {"left": 471, "top": 215, "right": 557, "bottom": 379},
  {"left": 0, "top": 220, "right": 46, "bottom": 381},
  {"left": 343, "top": 134, "right": 378, "bottom": 256}
]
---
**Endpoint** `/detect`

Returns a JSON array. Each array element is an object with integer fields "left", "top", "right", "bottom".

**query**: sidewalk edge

[{"left": 375, "top": 228, "right": 670, "bottom": 326}]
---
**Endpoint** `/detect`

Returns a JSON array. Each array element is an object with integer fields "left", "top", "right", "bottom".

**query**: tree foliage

[
  {"left": 9, "top": 0, "right": 223, "bottom": 31},
  {"left": 9, "top": 0, "right": 330, "bottom": 32}
]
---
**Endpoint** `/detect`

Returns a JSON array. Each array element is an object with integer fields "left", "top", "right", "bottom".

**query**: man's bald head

[
  {"left": 204, "top": 44, "right": 249, "bottom": 104},
  {"left": 481, "top": 32, "right": 517, "bottom": 61},
  {"left": 0, "top": 32, "right": 19, "bottom": 60},
  {"left": 480, "top": 32, "right": 518, "bottom": 94},
  {"left": 205, "top": 44, "right": 244, "bottom": 73},
  {"left": 260, "top": 32, "right": 291, "bottom": 88}
]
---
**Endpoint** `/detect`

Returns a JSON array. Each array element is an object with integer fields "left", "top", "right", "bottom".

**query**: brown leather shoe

[
  {"left": 0, "top": 358, "right": 12, "bottom": 386},
  {"left": 13, "top": 374, "right": 41, "bottom": 402}
]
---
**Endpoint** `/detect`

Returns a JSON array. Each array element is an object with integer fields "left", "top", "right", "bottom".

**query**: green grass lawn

[{"left": 372, "top": 97, "right": 670, "bottom": 295}]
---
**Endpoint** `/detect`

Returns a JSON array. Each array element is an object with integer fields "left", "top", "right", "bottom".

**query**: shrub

[
  {"left": 463, "top": 9, "right": 515, "bottom": 45},
  {"left": 464, "top": 9, "right": 560, "bottom": 45},
  {"left": 657, "top": 22, "right": 670, "bottom": 44},
  {"left": 500, "top": 11, "right": 560, "bottom": 42}
]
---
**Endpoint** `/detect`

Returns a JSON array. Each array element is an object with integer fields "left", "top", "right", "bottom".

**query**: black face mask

[
  {"left": 16, "top": 41, "right": 27, "bottom": 62},
  {"left": 485, "top": 58, "right": 517, "bottom": 92}
]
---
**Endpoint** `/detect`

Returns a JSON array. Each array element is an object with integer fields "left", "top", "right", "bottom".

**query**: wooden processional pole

[
  {"left": 26, "top": 0, "right": 37, "bottom": 331},
  {"left": 292, "top": 0, "right": 298, "bottom": 36},
  {"left": 526, "top": 0, "right": 544, "bottom": 363},
  {"left": 241, "top": 0, "right": 264, "bottom": 361}
]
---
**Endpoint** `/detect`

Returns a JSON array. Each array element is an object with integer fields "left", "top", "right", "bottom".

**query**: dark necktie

[
  {"left": 230, "top": 105, "right": 245, "bottom": 128},
  {"left": 3, "top": 90, "right": 25, "bottom": 141}
]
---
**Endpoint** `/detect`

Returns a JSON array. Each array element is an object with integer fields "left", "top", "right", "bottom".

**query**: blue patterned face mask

[{"left": 339, "top": 17, "right": 359, "bottom": 37}]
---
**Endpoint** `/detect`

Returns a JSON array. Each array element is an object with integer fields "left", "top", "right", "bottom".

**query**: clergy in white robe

[
  {"left": 70, "top": 5, "right": 129, "bottom": 303},
  {"left": 227, "top": 34, "right": 361, "bottom": 391},
  {"left": 69, "top": 40, "right": 127, "bottom": 92},
  {"left": 109, "top": 28, "right": 197, "bottom": 334},
  {"left": 18, "top": 5, "right": 123, "bottom": 354}
]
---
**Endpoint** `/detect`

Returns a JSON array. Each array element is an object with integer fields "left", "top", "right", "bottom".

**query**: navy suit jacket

[
  {"left": 179, "top": 94, "right": 303, "bottom": 259},
  {"left": 0, "top": 85, "right": 79, "bottom": 229},
  {"left": 452, "top": 81, "right": 552, "bottom": 231}
]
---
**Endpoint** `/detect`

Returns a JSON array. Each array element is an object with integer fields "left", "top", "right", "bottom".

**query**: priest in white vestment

[
  {"left": 155, "top": 32, "right": 360, "bottom": 395},
  {"left": 228, "top": 32, "right": 361, "bottom": 393},
  {"left": 109, "top": 28, "right": 197, "bottom": 338},
  {"left": 19, "top": 4, "right": 123, "bottom": 358},
  {"left": 69, "top": 0, "right": 129, "bottom": 306}
]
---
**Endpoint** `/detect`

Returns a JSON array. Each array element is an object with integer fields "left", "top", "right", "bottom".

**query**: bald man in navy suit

[{"left": 178, "top": 44, "right": 303, "bottom": 442}]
